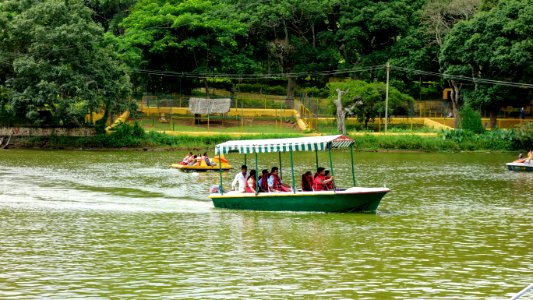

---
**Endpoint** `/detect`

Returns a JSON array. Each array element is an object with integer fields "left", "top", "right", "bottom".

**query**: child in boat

[
  {"left": 301, "top": 171, "right": 313, "bottom": 191},
  {"left": 324, "top": 170, "right": 334, "bottom": 190},
  {"left": 268, "top": 167, "right": 291, "bottom": 192},
  {"left": 245, "top": 170, "right": 257, "bottom": 193},
  {"left": 313, "top": 167, "right": 334, "bottom": 191}
]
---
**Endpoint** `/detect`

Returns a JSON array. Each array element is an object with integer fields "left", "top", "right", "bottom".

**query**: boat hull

[
  {"left": 209, "top": 187, "right": 390, "bottom": 213},
  {"left": 506, "top": 163, "right": 533, "bottom": 172},
  {"left": 171, "top": 163, "right": 232, "bottom": 172}
]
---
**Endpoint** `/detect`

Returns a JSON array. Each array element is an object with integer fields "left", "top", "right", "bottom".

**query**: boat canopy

[{"left": 215, "top": 135, "right": 354, "bottom": 154}]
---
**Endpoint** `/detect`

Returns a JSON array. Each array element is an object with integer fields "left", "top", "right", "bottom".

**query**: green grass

[{"left": 136, "top": 117, "right": 302, "bottom": 134}]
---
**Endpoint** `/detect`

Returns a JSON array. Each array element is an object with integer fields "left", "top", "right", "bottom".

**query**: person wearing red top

[
  {"left": 313, "top": 167, "right": 333, "bottom": 191},
  {"left": 268, "top": 167, "right": 291, "bottom": 192},
  {"left": 245, "top": 170, "right": 257, "bottom": 193},
  {"left": 301, "top": 171, "right": 313, "bottom": 191},
  {"left": 259, "top": 169, "right": 270, "bottom": 192}
]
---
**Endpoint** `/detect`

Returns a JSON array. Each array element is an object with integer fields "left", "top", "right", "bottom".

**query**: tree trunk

[
  {"left": 204, "top": 78, "right": 210, "bottom": 98},
  {"left": 286, "top": 76, "right": 295, "bottom": 108},
  {"left": 489, "top": 109, "right": 498, "bottom": 129},
  {"left": 334, "top": 89, "right": 347, "bottom": 135},
  {"left": 449, "top": 80, "right": 462, "bottom": 128}
]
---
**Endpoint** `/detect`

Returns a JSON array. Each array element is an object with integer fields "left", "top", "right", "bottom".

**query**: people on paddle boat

[
  {"left": 203, "top": 152, "right": 216, "bottom": 166},
  {"left": 231, "top": 165, "right": 248, "bottom": 192},
  {"left": 513, "top": 153, "right": 526, "bottom": 163},
  {"left": 527, "top": 149, "right": 533, "bottom": 164},
  {"left": 313, "top": 167, "right": 334, "bottom": 191},
  {"left": 258, "top": 169, "right": 270, "bottom": 192},
  {"left": 268, "top": 167, "right": 292, "bottom": 192},
  {"left": 245, "top": 170, "right": 257, "bottom": 193},
  {"left": 180, "top": 152, "right": 193, "bottom": 165},
  {"left": 324, "top": 170, "right": 334, "bottom": 190},
  {"left": 301, "top": 171, "right": 313, "bottom": 192},
  {"left": 187, "top": 155, "right": 198, "bottom": 166}
]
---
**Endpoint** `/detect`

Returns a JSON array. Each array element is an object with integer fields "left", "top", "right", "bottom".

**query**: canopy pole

[
  {"left": 328, "top": 146, "right": 335, "bottom": 193},
  {"left": 278, "top": 152, "right": 282, "bottom": 180},
  {"left": 289, "top": 147, "right": 295, "bottom": 194},
  {"left": 218, "top": 148, "right": 224, "bottom": 195},
  {"left": 255, "top": 152, "right": 259, "bottom": 195},
  {"left": 350, "top": 143, "right": 357, "bottom": 186},
  {"left": 244, "top": 154, "right": 247, "bottom": 166},
  {"left": 315, "top": 149, "right": 319, "bottom": 171}
]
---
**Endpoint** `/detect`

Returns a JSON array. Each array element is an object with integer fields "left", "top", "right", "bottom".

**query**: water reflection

[{"left": 0, "top": 150, "right": 532, "bottom": 299}]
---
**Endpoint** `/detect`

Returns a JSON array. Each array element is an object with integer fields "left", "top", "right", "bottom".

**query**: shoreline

[{"left": 1, "top": 133, "right": 523, "bottom": 153}]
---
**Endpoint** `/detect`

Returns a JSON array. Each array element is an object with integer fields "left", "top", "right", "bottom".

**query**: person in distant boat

[
  {"left": 180, "top": 152, "right": 193, "bottom": 165},
  {"left": 245, "top": 170, "right": 257, "bottom": 193},
  {"left": 527, "top": 149, "right": 533, "bottom": 164},
  {"left": 188, "top": 155, "right": 198, "bottom": 166},
  {"left": 268, "top": 167, "right": 291, "bottom": 192},
  {"left": 258, "top": 169, "right": 270, "bottom": 192},
  {"left": 301, "top": 171, "right": 313, "bottom": 191},
  {"left": 324, "top": 170, "right": 334, "bottom": 190},
  {"left": 313, "top": 167, "right": 333, "bottom": 191},
  {"left": 231, "top": 165, "right": 248, "bottom": 192},
  {"left": 203, "top": 152, "right": 216, "bottom": 166},
  {"left": 513, "top": 153, "right": 526, "bottom": 163}
]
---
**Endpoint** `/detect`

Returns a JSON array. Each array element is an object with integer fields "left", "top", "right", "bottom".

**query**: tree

[
  {"left": 327, "top": 80, "right": 414, "bottom": 130},
  {"left": 230, "top": 0, "right": 340, "bottom": 105},
  {"left": 439, "top": 0, "right": 533, "bottom": 128},
  {"left": 0, "top": 0, "right": 132, "bottom": 128},
  {"left": 422, "top": 0, "right": 481, "bottom": 128},
  {"left": 118, "top": 0, "right": 256, "bottom": 94}
]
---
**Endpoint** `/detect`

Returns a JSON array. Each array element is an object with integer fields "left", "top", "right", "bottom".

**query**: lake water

[{"left": 0, "top": 149, "right": 532, "bottom": 299}]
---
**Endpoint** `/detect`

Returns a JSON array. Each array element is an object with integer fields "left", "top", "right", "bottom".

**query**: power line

[{"left": 391, "top": 65, "right": 533, "bottom": 89}]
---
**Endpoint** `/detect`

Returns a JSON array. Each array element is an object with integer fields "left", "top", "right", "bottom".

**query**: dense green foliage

[
  {"left": 0, "top": 0, "right": 132, "bottom": 127},
  {"left": 459, "top": 105, "right": 485, "bottom": 134},
  {"left": 1, "top": 0, "right": 532, "bottom": 134},
  {"left": 327, "top": 80, "right": 414, "bottom": 128}
]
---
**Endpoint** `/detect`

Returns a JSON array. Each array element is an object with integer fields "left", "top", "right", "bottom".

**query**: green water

[{"left": 0, "top": 150, "right": 532, "bottom": 299}]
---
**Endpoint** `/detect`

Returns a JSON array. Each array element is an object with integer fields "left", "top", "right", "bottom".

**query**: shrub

[
  {"left": 514, "top": 122, "right": 533, "bottom": 150},
  {"left": 459, "top": 106, "right": 485, "bottom": 134}
]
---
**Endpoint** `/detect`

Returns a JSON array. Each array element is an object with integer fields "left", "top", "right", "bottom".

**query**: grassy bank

[
  {"left": 8, "top": 131, "right": 522, "bottom": 152},
  {"left": 7, "top": 121, "right": 532, "bottom": 152}
]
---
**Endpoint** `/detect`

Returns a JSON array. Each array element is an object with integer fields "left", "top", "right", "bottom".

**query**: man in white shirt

[{"left": 231, "top": 165, "right": 248, "bottom": 192}]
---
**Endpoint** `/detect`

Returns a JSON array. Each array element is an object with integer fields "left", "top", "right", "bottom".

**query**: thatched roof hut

[{"left": 188, "top": 98, "right": 231, "bottom": 115}]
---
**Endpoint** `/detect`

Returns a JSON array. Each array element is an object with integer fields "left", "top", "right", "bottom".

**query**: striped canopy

[{"left": 215, "top": 135, "right": 354, "bottom": 154}]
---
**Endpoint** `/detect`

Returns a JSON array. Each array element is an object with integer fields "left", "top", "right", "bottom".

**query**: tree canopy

[
  {"left": 1, "top": 0, "right": 532, "bottom": 129},
  {"left": 0, "top": 0, "right": 131, "bottom": 128}
]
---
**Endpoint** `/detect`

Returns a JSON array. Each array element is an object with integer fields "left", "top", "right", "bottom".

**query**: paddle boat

[
  {"left": 171, "top": 155, "right": 232, "bottom": 172},
  {"left": 209, "top": 135, "right": 390, "bottom": 213},
  {"left": 506, "top": 162, "right": 533, "bottom": 172}
]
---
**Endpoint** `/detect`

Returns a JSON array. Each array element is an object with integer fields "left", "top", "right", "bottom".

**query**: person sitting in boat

[
  {"left": 203, "top": 152, "right": 216, "bottom": 166},
  {"left": 527, "top": 149, "right": 533, "bottom": 164},
  {"left": 231, "top": 165, "right": 248, "bottom": 193},
  {"left": 180, "top": 152, "right": 193, "bottom": 165},
  {"left": 188, "top": 155, "right": 198, "bottom": 166},
  {"left": 513, "top": 153, "right": 526, "bottom": 163},
  {"left": 258, "top": 169, "right": 270, "bottom": 192},
  {"left": 313, "top": 167, "right": 334, "bottom": 191},
  {"left": 245, "top": 170, "right": 257, "bottom": 193},
  {"left": 268, "top": 167, "right": 292, "bottom": 192},
  {"left": 301, "top": 171, "right": 313, "bottom": 192},
  {"left": 324, "top": 170, "right": 334, "bottom": 190}
]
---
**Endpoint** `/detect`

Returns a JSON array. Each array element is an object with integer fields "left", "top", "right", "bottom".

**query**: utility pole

[{"left": 385, "top": 61, "right": 390, "bottom": 132}]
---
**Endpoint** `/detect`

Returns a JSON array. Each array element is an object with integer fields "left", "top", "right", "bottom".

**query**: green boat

[{"left": 209, "top": 135, "right": 390, "bottom": 213}]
